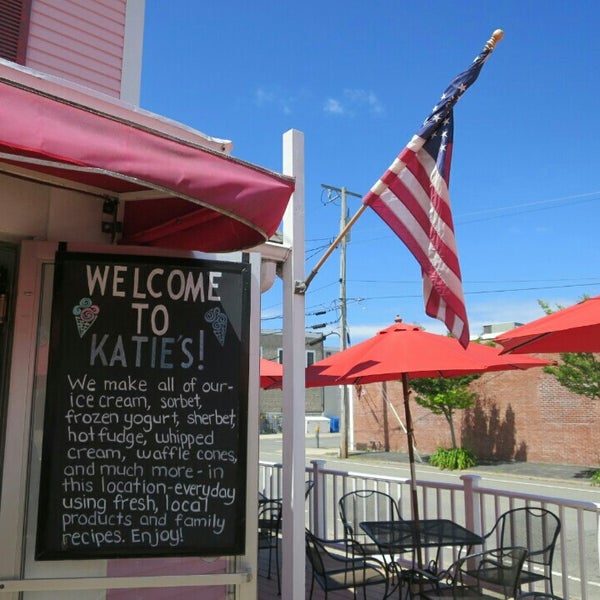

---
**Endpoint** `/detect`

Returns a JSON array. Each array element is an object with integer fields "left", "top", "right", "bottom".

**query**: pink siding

[
  {"left": 25, "top": 0, "right": 127, "bottom": 98},
  {"left": 106, "top": 557, "right": 227, "bottom": 600}
]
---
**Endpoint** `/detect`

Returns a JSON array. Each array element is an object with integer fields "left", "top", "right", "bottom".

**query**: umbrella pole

[
  {"left": 402, "top": 373, "right": 423, "bottom": 570},
  {"left": 382, "top": 385, "right": 423, "bottom": 462}
]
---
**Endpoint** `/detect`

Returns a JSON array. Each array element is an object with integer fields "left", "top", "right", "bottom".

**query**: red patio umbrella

[
  {"left": 495, "top": 295, "right": 600, "bottom": 354},
  {"left": 259, "top": 358, "right": 283, "bottom": 390},
  {"left": 305, "top": 319, "right": 488, "bottom": 528},
  {"left": 454, "top": 342, "right": 555, "bottom": 371},
  {"left": 305, "top": 319, "right": 553, "bottom": 529},
  {"left": 306, "top": 332, "right": 552, "bottom": 386}
]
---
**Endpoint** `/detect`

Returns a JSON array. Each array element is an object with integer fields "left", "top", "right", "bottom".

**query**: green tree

[
  {"left": 410, "top": 375, "right": 479, "bottom": 448},
  {"left": 538, "top": 299, "right": 600, "bottom": 400}
]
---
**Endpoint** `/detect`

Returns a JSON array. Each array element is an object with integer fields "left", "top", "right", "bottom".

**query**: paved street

[{"left": 261, "top": 431, "right": 599, "bottom": 490}]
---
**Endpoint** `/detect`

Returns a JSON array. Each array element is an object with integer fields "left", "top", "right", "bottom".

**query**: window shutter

[{"left": 0, "top": 0, "right": 32, "bottom": 64}]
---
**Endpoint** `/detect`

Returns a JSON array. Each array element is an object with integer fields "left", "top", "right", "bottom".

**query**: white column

[{"left": 281, "top": 129, "right": 306, "bottom": 600}]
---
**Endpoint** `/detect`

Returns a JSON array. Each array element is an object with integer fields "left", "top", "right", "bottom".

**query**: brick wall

[{"left": 353, "top": 357, "right": 600, "bottom": 466}]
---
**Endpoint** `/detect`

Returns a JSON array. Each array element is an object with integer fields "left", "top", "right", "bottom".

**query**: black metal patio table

[
  {"left": 360, "top": 518, "right": 483, "bottom": 577},
  {"left": 360, "top": 519, "right": 484, "bottom": 598}
]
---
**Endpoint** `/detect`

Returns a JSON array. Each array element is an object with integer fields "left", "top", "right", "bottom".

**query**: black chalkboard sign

[{"left": 36, "top": 250, "right": 251, "bottom": 560}]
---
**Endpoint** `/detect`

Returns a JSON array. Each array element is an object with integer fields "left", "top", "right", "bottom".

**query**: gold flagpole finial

[{"left": 485, "top": 29, "right": 504, "bottom": 51}]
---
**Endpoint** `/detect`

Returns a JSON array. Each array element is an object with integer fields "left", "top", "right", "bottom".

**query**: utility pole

[{"left": 321, "top": 184, "right": 362, "bottom": 459}]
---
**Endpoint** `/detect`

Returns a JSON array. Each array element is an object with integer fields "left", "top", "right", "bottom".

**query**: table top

[{"left": 360, "top": 518, "right": 483, "bottom": 551}]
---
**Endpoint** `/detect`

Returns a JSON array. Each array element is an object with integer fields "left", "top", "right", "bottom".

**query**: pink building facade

[{"left": 0, "top": 2, "right": 295, "bottom": 598}]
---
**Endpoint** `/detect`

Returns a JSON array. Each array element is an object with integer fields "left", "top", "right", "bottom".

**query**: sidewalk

[{"left": 298, "top": 432, "right": 598, "bottom": 483}]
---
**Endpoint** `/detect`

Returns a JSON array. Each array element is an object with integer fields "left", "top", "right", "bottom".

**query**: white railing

[{"left": 259, "top": 459, "right": 600, "bottom": 600}]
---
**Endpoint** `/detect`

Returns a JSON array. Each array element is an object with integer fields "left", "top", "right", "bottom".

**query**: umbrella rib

[{"left": 502, "top": 332, "right": 549, "bottom": 354}]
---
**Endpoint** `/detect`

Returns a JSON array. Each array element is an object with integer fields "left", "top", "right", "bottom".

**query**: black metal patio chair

[
  {"left": 419, "top": 546, "right": 528, "bottom": 599},
  {"left": 258, "top": 498, "right": 282, "bottom": 594},
  {"left": 338, "top": 489, "right": 403, "bottom": 558},
  {"left": 477, "top": 507, "right": 561, "bottom": 596},
  {"left": 305, "top": 528, "right": 391, "bottom": 600}
]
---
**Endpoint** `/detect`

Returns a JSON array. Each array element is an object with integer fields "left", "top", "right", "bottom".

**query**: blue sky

[{"left": 141, "top": 2, "right": 600, "bottom": 345}]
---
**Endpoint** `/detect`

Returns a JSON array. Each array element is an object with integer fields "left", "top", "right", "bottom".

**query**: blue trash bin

[{"left": 329, "top": 417, "right": 339, "bottom": 433}]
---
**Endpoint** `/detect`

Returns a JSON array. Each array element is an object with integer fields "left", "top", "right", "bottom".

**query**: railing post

[
  {"left": 311, "top": 459, "right": 326, "bottom": 536},
  {"left": 461, "top": 474, "right": 482, "bottom": 538},
  {"left": 275, "top": 462, "right": 283, "bottom": 499},
  {"left": 596, "top": 505, "right": 600, "bottom": 576}
]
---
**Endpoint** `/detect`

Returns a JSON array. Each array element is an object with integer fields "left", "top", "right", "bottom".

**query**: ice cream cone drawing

[
  {"left": 73, "top": 298, "right": 100, "bottom": 338},
  {"left": 205, "top": 307, "right": 228, "bottom": 346}
]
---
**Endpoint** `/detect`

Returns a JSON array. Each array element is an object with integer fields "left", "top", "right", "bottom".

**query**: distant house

[
  {"left": 260, "top": 330, "right": 341, "bottom": 432},
  {"left": 475, "top": 322, "right": 524, "bottom": 342}
]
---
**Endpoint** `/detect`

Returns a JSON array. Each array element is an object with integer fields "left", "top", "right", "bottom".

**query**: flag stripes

[{"left": 362, "top": 32, "right": 502, "bottom": 347}]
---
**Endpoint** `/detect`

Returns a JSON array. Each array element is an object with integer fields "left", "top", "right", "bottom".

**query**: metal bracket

[
  {"left": 294, "top": 280, "right": 307, "bottom": 294},
  {"left": 101, "top": 197, "right": 122, "bottom": 240}
]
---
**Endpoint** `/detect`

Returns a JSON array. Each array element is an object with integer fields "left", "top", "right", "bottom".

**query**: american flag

[{"left": 363, "top": 36, "right": 500, "bottom": 348}]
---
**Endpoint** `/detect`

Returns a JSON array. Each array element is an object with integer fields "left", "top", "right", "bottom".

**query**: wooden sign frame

[{"left": 36, "top": 249, "right": 251, "bottom": 560}]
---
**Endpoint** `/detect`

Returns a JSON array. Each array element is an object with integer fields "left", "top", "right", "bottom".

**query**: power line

[
  {"left": 457, "top": 190, "right": 600, "bottom": 222},
  {"left": 260, "top": 281, "right": 600, "bottom": 323},
  {"left": 264, "top": 186, "right": 600, "bottom": 324},
  {"left": 318, "top": 189, "right": 600, "bottom": 246},
  {"left": 336, "top": 281, "right": 600, "bottom": 302}
]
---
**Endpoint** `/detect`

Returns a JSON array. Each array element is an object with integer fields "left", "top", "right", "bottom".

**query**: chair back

[
  {"left": 305, "top": 479, "right": 315, "bottom": 500},
  {"left": 305, "top": 529, "right": 327, "bottom": 577},
  {"left": 458, "top": 546, "right": 528, "bottom": 599},
  {"left": 305, "top": 527, "right": 389, "bottom": 600},
  {"left": 492, "top": 507, "right": 560, "bottom": 570},
  {"left": 258, "top": 499, "right": 281, "bottom": 549},
  {"left": 338, "top": 489, "right": 401, "bottom": 554}
]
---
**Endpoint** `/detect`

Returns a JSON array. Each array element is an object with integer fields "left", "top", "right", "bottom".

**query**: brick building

[{"left": 352, "top": 354, "right": 600, "bottom": 467}]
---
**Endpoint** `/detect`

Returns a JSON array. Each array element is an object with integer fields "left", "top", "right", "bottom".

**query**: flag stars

[{"left": 360, "top": 41, "right": 495, "bottom": 349}]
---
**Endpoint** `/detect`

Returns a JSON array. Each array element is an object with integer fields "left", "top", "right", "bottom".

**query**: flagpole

[
  {"left": 485, "top": 28, "right": 504, "bottom": 51},
  {"left": 297, "top": 28, "right": 503, "bottom": 295}
]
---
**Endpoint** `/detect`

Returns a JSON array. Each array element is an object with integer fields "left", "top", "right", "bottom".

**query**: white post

[
  {"left": 310, "top": 459, "right": 326, "bottom": 537},
  {"left": 461, "top": 474, "right": 482, "bottom": 539},
  {"left": 281, "top": 129, "right": 306, "bottom": 600}
]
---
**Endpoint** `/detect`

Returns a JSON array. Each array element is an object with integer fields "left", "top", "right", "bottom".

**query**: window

[
  {"left": 277, "top": 348, "right": 316, "bottom": 367},
  {"left": 0, "top": 0, "right": 32, "bottom": 64}
]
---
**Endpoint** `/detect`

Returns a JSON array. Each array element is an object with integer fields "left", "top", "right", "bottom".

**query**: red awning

[{"left": 0, "top": 75, "right": 295, "bottom": 252}]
